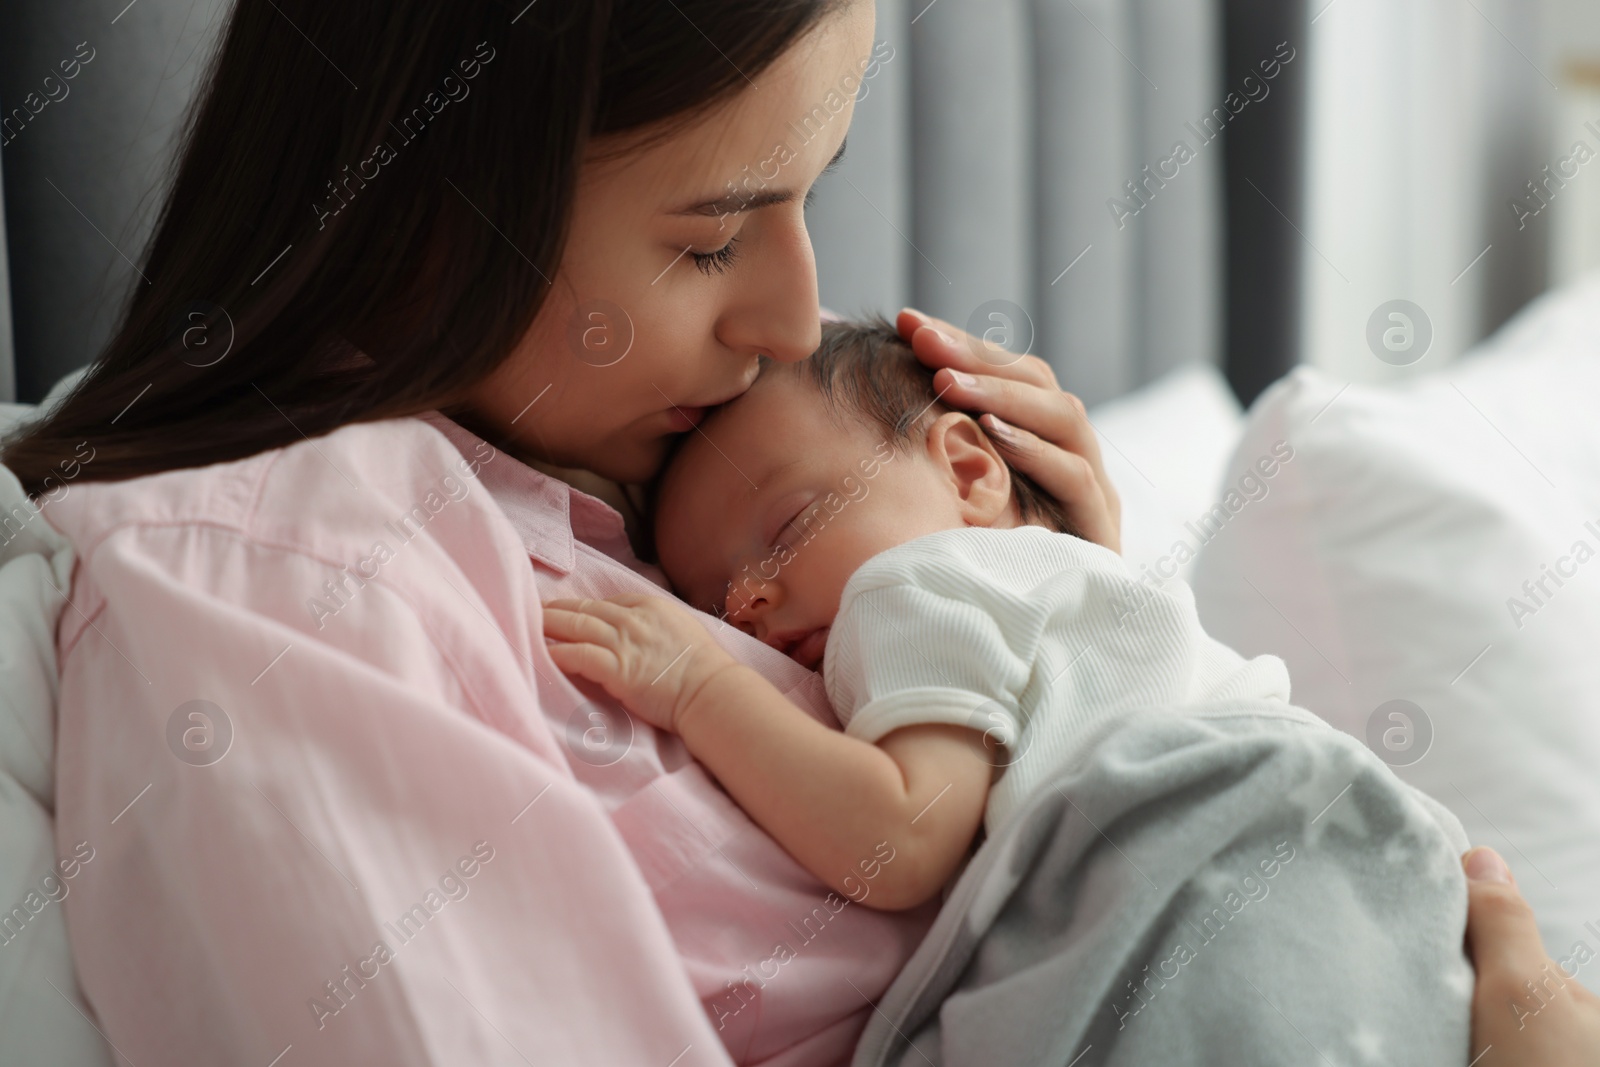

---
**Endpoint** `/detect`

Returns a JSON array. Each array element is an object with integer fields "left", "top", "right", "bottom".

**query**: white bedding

[
  {"left": 1192, "top": 271, "right": 1600, "bottom": 953},
  {"left": 0, "top": 452, "right": 114, "bottom": 1066},
  {"left": 1086, "top": 363, "right": 1245, "bottom": 584}
]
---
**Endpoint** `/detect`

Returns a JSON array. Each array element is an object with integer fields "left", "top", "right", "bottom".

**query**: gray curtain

[
  {"left": 807, "top": 0, "right": 1226, "bottom": 407},
  {"left": 1220, "top": 0, "right": 1308, "bottom": 406},
  {"left": 0, "top": 0, "right": 1226, "bottom": 407},
  {"left": 0, "top": 153, "right": 14, "bottom": 402}
]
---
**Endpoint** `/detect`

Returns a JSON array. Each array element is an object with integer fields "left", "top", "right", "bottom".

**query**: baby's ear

[{"left": 926, "top": 412, "right": 1015, "bottom": 527}]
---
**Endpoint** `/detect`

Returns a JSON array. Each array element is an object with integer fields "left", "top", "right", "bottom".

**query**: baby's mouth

[{"left": 779, "top": 627, "right": 830, "bottom": 671}]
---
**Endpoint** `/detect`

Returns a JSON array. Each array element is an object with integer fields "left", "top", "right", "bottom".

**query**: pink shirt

[{"left": 43, "top": 412, "right": 933, "bottom": 1067}]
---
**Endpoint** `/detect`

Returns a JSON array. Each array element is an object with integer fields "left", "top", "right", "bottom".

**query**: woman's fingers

[
  {"left": 896, "top": 307, "right": 1087, "bottom": 458},
  {"left": 894, "top": 305, "right": 1122, "bottom": 553},
  {"left": 896, "top": 308, "right": 1058, "bottom": 389},
  {"left": 1464, "top": 847, "right": 1548, "bottom": 988},
  {"left": 934, "top": 366, "right": 1104, "bottom": 470},
  {"left": 979, "top": 415, "right": 1119, "bottom": 550},
  {"left": 1461, "top": 846, "right": 1600, "bottom": 1066}
]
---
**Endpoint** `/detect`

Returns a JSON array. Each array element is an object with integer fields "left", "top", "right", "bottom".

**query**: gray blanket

[{"left": 852, "top": 700, "right": 1475, "bottom": 1067}]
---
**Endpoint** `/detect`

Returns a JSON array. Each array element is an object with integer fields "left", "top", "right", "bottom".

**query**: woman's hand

[
  {"left": 896, "top": 308, "right": 1122, "bottom": 553},
  {"left": 1462, "top": 846, "right": 1600, "bottom": 1065},
  {"left": 542, "top": 594, "right": 738, "bottom": 734}
]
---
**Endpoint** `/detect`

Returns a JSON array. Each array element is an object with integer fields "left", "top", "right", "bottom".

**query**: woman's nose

[
  {"left": 719, "top": 216, "right": 822, "bottom": 364},
  {"left": 756, "top": 308, "right": 822, "bottom": 364}
]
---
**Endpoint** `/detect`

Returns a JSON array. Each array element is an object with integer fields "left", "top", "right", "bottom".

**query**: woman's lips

[
  {"left": 788, "top": 627, "right": 830, "bottom": 671},
  {"left": 665, "top": 405, "right": 706, "bottom": 432}
]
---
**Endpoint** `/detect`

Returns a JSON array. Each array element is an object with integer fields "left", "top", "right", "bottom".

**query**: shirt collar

[{"left": 417, "top": 411, "right": 638, "bottom": 577}]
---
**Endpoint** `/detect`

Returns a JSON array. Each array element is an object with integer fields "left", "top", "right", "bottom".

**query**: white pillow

[
  {"left": 1088, "top": 362, "right": 1245, "bottom": 583},
  {"left": 1191, "top": 272, "right": 1600, "bottom": 952},
  {"left": 0, "top": 458, "right": 115, "bottom": 1067},
  {"left": 0, "top": 365, "right": 83, "bottom": 439},
  {"left": 0, "top": 405, "right": 34, "bottom": 437}
]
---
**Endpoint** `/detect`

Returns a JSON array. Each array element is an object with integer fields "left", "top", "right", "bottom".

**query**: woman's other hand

[
  {"left": 1463, "top": 846, "right": 1600, "bottom": 1065},
  {"left": 895, "top": 308, "right": 1122, "bottom": 553}
]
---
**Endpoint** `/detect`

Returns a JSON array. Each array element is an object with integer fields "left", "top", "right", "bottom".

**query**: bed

[{"left": 3, "top": 273, "right": 1599, "bottom": 1060}]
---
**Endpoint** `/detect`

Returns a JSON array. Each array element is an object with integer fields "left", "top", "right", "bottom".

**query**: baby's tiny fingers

[
  {"left": 544, "top": 596, "right": 608, "bottom": 615},
  {"left": 546, "top": 640, "right": 620, "bottom": 685},
  {"left": 542, "top": 604, "right": 621, "bottom": 647},
  {"left": 550, "top": 595, "right": 648, "bottom": 629}
]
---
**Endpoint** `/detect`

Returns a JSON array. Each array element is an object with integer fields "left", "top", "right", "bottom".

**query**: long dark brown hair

[{"left": 2, "top": 0, "right": 843, "bottom": 498}]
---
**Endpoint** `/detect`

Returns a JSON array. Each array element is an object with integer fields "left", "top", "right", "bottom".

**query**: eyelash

[
  {"left": 706, "top": 500, "right": 807, "bottom": 618},
  {"left": 687, "top": 183, "right": 823, "bottom": 276},
  {"left": 691, "top": 235, "right": 741, "bottom": 276},
  {"left": 772, "top": 515, "right": 799, "bottom": 547},
  {"left": 767, "top": 501, "right": 808, "bottom": 551}
]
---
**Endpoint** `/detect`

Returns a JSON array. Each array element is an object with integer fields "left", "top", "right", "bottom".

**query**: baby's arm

[
  {"left": 542, "top": 594, "right": 991, "bottom": 910},
  {"left": 680, "top": 664, "right": 991, "bottom": 910}
]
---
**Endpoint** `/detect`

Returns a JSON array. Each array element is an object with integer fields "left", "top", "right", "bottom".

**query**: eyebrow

[
  {"left": 673, "top": 137, "right": 848, "bottom": 218},
  {"left": 754, "top": 457, "right": 803, "bottom": 494}
]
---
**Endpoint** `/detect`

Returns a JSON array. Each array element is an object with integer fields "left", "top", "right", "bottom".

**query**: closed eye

[
  {"left": 767, "top": 501, "right": 809, "bottom": 549},
  {"left": 691, "top": 236, "right": 741, "bottom": 275}
]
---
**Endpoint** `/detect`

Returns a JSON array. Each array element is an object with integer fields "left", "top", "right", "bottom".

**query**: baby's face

[{"left": 655, "top": 370, "right": 972, "bottom": 670}]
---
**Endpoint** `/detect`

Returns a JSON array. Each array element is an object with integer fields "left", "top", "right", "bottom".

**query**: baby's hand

[{"left": 542, "top": 594, "right": 738, "bottom": 733}]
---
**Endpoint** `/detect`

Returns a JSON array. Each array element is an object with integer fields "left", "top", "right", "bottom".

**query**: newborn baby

[{"left": 543, "top": 318, "right": 1474, "bottom": 1062}]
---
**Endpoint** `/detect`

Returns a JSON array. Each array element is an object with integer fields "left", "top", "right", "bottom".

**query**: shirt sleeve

[
  {"left": 51, "top": 520, "right": 735, "bottom": 1067},
  {"left": 825, "top": 574, "right": 1033, "bottom": 755}
]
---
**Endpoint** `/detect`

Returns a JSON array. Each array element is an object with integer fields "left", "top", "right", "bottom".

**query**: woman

[{"left": 1, "top": 1, "right": 1591, "bottom": 1064}]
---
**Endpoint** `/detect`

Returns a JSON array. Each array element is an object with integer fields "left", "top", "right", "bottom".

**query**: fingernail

[
  {"left": 900, "top": 307, "right": 929, "bottom": 325},
  {"left": 1465, "top": 847, "right": 1511, "bottom": 884},
  {"left": 948, "top": 369, "right": 978, "bottom": 388},
  {"left": 933, "top": 329, "right": 957, "bottom": 349},
  {"left": 985, "top": 414, "right": 1016, "bottom": 438}
]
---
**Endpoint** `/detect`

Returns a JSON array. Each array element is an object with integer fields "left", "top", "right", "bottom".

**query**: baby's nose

[{"left": 724, "top": 579, "right": 781, "bottom": 632}]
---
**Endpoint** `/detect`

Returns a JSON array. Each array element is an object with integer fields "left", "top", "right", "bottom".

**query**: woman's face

[{"left": 466, "top": 0, "right": 877, "bottom": 484}]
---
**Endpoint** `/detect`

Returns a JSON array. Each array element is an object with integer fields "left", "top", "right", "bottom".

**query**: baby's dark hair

[{"left": 773, "top": 315, "right": 1075, "bottom": 535}]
